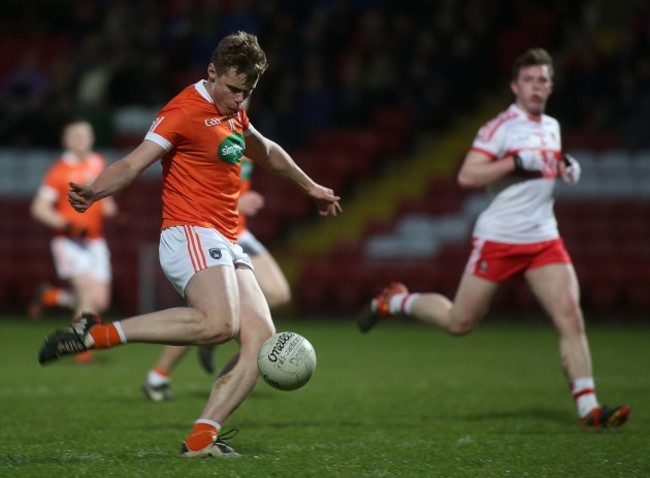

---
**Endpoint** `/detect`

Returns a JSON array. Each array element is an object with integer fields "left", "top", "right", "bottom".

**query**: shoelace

[
  {"left": 55, "top": 332, "right": 87, "bottom": 353},
  {"left": 216, "top": 428, "right": 239, "bottom": 443}
]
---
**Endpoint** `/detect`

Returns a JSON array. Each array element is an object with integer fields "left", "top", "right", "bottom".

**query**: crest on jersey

[
  {"left": 209, "top": 248, "right": 222, "bottom": 260},
  {"left": 217, "top": 133, "right": 245, "bottom": 165}
]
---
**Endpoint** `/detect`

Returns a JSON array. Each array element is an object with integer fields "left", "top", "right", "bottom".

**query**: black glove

[{"left": 513, "top": 150, "right": 545, "bottom": 172}]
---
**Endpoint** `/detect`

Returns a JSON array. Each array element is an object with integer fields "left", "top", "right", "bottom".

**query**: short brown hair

[
  {"left": 512, "top": 48, "right": 553, "bottom": 80},
  {"left": 211, "top": 31, "right": 269, "bottom": 88}
]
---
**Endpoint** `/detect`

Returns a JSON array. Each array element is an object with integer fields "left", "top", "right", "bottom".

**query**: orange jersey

[
  {"left": 237, "top": 158, "right": 254, "bottom": 236},
  {"left": 145, "top": 80, "right": 251, "bottom": 242},
  {"left": 39, "top": 152, "right": 107, "bottom": 239}
]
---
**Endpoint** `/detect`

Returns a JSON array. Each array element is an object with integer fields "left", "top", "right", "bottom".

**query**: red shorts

[{"left": 465, "top": 237, "right": 571, "bottom": 282}]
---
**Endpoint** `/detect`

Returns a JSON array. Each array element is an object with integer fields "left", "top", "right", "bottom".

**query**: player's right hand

[
  {"left": 513, "top": 150, "right": 545, "bottom": 172},
  {"left": 308, "top": 184, "right": 342, "bottom": 217},
  {"left": 68, "top": 182, "right": 96, "bottom": 213}
]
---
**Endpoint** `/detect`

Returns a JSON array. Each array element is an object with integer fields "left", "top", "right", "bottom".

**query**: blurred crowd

[{"left": 0, "top": 0, "right": 648, "bottom": 150}]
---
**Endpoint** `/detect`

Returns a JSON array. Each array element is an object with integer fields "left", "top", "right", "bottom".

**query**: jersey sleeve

[
  {"left": 471, "top": 116, "right": 509, "bottom": 160},
  {"left": 144, "top": 105, "right": 190, "bottom": 151},
  {"left": 240, "top": 109, "right": 252, "bottom": 135},
  {"left": 39, "top": 163, "right": 64, "bottom": 201}
]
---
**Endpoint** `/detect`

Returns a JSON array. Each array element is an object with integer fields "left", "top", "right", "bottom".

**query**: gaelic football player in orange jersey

[
  {"left": 142, "top": 158, "right": 293, "bottom": 401},
  {"left": 38, "top": 31, "right": 341, "bottom": 457},
  {"left": 30, "top": 120, "right": 118, "bottom": 362},
  {"left": 358, "top": 48, "right": 629, "bottom": 429}
]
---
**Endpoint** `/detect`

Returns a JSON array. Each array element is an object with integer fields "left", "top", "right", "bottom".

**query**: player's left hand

[
  {"left": 309, "top": 185, "right": 342, "bottom": 217},
  {"left": 561, "top": 154, "right": 581, "bottom": 186},
  {"left": 68, "top": 182, "right": 97, "bottom": 212}
]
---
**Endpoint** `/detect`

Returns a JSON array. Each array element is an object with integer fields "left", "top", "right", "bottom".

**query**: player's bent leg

[
  {"left": 183, "top": 266, "right": 241, "bottom": 344},
  {"left": 181, "top": 268, "right": 274, "bottom": 456},
  {"left": 429, "top": 273, "right": 497, "bottom": 335}
]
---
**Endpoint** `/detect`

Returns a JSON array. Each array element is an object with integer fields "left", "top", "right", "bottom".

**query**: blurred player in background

[
  {"left": 38, "top": 31, "right": 341, "bottom": 457},
  {"left": 143, "top": 157, "right": 292, "bottom": 401},
  {"left": 29, "top": 120, "right": 118, "bottom": 363},
  {"left": 359, "top": 48, "right": 630, "bottom": 429}
]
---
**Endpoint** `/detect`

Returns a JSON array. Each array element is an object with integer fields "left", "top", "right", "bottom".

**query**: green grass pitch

[{"left": 1, "top": 315, "right": 648, "bottom": 477}]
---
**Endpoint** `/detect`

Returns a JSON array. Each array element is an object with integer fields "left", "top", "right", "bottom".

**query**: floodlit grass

[{"left": 1, "top": 315, "right": 648, "bottom": 477}]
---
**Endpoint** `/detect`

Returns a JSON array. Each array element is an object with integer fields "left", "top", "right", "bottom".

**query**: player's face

[
  {"left": 62, "top": 122, "right": 94, "bottom": 156},
  {"left": 510, "top": 65, "right": 553, "bottom": 117},
  {"left": 208, "top": 65, "right": 257, "bottom": 116}
]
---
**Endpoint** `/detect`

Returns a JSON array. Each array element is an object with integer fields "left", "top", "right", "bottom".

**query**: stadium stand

[{"left": 0, "top": 1, "right": 647, "bottom": 316}]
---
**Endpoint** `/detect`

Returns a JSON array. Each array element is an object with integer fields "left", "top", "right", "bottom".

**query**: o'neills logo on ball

[{"left": 267, "top": 332, "right": 299, "bottom": 364}]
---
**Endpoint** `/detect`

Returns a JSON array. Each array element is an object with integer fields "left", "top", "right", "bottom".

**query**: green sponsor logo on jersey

[{"left": 217, "top": 134, "right": 245, "bottom": 165}]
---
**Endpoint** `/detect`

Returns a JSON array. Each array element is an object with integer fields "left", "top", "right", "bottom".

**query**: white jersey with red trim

[{"left": 470, "top": 104, "right": 562, "bottom": 244}]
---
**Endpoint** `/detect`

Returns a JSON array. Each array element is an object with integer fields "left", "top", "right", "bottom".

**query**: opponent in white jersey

[{"left": 359, "top": 48, "right": 630, "bottom": 429}]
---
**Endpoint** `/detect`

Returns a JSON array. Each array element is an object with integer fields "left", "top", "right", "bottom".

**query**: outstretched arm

[
  {"left": 245, "top": 130, "right": 342, "bottom": 216},
  {"left": 457, "top": 150, "right": 520, "bottom": 189},
  {"left": 69, "top": 140, "right": 164, "bottom": 213}
]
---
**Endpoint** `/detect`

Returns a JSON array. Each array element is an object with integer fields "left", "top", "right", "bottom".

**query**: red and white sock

[
  {"left": 389, "top": 293, "right": 419, "bottom": 315},
  {"left": 571, "top": 377, "right": 599, "bottom": 418}
]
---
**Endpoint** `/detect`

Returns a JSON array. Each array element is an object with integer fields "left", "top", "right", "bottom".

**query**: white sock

[
  {"left": 147, "top": 370, "right": 170, "bottom": 387},
  {"left": 402, "top": 294, "right": 419, "bottom": 314},
  {"left": 571, "top": 377, "right": 599, "bottom": 418}
]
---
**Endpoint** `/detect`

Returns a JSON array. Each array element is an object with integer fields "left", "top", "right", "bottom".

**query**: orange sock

[
  {"left": 89, "top": 323, "right": 124, "bottom": 349},
  {"left": 153, "top": 366, "right": 170, "bottom": 378},
  {"left": 183, "top": 421, "right": 220, "bottom": 452},
  {"left": 41, "top": 288, "right": 60, "bottom": 307}
]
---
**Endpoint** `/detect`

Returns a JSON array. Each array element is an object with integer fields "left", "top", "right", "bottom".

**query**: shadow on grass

[{"left": 459, "top": 406, "right": 570, "bottom": 425}]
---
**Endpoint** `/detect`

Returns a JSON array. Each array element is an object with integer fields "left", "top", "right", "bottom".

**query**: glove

[
  {"left": 513, "top": 150, "right": 545, "bottom": 172},
  {"left": 63, "top": 222, "right": 88, "bottom": 239},
  {"left": 562, "top": 153, "right": 581, "bottom": 186}
]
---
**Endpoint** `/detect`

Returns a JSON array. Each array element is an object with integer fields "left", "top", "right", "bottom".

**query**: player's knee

[
  {"left": 200, "top": 312, "right": 238, "bottom": 344},
  {"left": 265, "top": 287, "right": 291, "bottom": 309},
  {"left": 242, "top": 317, "right": 275, "bottom": 352},
  {"left": 447, "top": 321, "right": 475, "bottom": 336},
  {"left": 559, "top": 305, "right": 585, "bottom": 336}
]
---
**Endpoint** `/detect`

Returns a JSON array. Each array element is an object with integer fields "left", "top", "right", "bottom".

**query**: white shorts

[
  {"left": 237, "top": 229, "right": 267, "bottom": 257},
  {"left": 159, "top": 225, "right": 253, "bottom": 297},
  {"left": 51, "top": 237, "right": 112, "bottom": 282}
]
